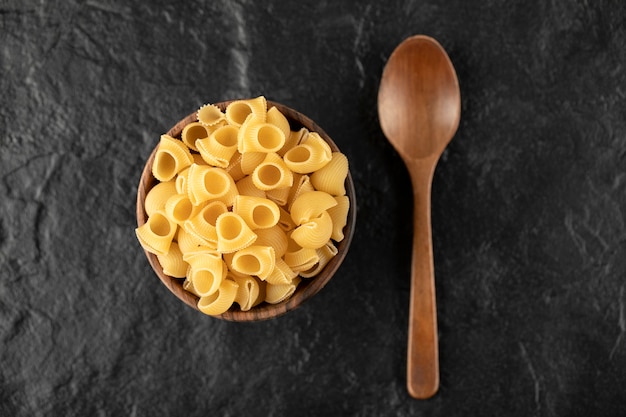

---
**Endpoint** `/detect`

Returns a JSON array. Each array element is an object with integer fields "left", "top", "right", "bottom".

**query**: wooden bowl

[{"left": 136, "top": 100, "right": 356, "bottom": 321}]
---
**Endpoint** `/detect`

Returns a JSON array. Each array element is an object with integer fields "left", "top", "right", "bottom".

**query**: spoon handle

[{"left": 406, "top": 159, "right": 439, "bottom": 399}]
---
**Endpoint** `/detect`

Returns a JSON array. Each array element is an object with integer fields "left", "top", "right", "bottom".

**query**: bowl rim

[{"left": 136, "top": 99, "right": 356, "bottom": 321}]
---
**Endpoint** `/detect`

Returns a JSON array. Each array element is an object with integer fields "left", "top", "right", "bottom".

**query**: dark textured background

[{"left": 2, "top": 0, "right": 626, "bottom": 415}]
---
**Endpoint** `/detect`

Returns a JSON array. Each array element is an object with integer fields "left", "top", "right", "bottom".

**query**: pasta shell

[
  {"left": 290, "top": 211, "right": 333, "bottom": 249},
  {"left": 197, "top": 103, "right": 225, "bottom": 127},
  {"left": 327, "top": 195, "right": 350, "bottom": 242},
  {"left": 165, "top": 193, "right": 199, "bottom": 225},
  {"left": 283, "top": 236, "right": 319, "bottom": 272},
  {"left": 277, "top": 206, "right": 296, "bottom": 232},
  {"left": 230, "top": 273, "right": 262, "bottom": 311},
  {"left": 266, "top": 186, "right": 290, "bottom": 206},
  {"left": 183, "top": 201, "right": 228, "bottom": 248},
  {"left": 278, "top": 127, "right": 308, "bottom": 157},
  {"left": 176, "top": 227, "right": 205, "bottom": 254},
  {"left": 310, "top": 152, "right": 348, "bottom": 196},
  {"left": 197, "top": 279, "right": 239, "bottom": 316},
  {"left": 265, "top": 258, "right": 297, "bottom": 285},
  {"left": 287, "top": 174, "right": 315, "bottom": 210},
  {"left": 215, "top": 212, "right": 257, "bottom": 253},
  {"left": 236, "top": 175, "right": 266, "bottom": 199},
  {"left": 233, "top": 195, "right": 280, "bottom": 230},
  {"left": 238, "top": 118, "right": 286, "bottom": 153},
  {"left": 135, "top": 210, "right": 177, "bottom": 256},
  {"left": 266, "top": 106, "right": 291, "bottom": 150},
  {"left": 240, "top": 151, "right": 266, "bottom": 175},
  {"left": 251, "top": 152, "right": 294, "bottom": 191},
  {"left": 290, "top": 191, "right": 337, "bottom": 225},
  {"left": 144, "top": 180, "right": 177, "bottom": 217},
  {"left": 299, "top": 241, "right": 338, "bottom": 278},
  {"left": 225, "top": 96, "right": 267, "bottom": 127},
  {"left": 181, "top": 122, "right": 211, "bottom": 152},
  {"left": 282, "top": 132, "right": 331, "bottom": 174},
  {"left": 156, "top": 242, "right": 187, "bottom": 278},
  {"left": 187, "top": 164, "right": 238, "bottom": 206},
  {"left": 196, "top": 125, "right": 239, "bottom": 168},
  {"left": 231, "top": 245, "right": 275, "bottom": 280},
  {"left": 254, "top": 225, "right": 289, "bottom": 258},
  {"left": 265, "top": 277, "right": 301, "bottom": 304},
  {"left": 187, "top": 252, "right": 226, "bottom": 296},
  {"left": 152, "top": 135, "right": 194, "bottom": 182},
  {"left": 175, "top": 168, "right": 190, "bottom": 195}
]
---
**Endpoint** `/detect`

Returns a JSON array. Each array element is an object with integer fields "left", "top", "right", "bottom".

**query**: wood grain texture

[{"left": 136, "top": 100, "right": 356, "bottom": 321}]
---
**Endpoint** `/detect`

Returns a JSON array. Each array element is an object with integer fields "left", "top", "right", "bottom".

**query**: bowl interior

[{"left": 136, "top": 100, "right": 356, "bottom": 321}]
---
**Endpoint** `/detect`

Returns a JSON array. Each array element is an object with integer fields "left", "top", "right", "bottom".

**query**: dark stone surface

[{"left": 2, "top": 0, "right": 625, "bottom": 415}]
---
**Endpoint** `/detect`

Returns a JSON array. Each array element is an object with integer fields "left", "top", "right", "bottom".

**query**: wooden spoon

[{"left": 377, "top": 35, "right": 461, "bottom": 399}]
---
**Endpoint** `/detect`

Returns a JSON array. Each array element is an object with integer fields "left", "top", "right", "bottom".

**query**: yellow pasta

[
  {"left": 290, "top": 211, "right": 333, "bottom": 249},
  {"left": 197, "top": 103, "right": 225, "bottom": 127},
  {"left": 283, "top": 236, "right": 319, "bottom": 272},
  {"left": 299, "top": 241, "right": 338, "bottom": 278},
  {"left": 327, "top": 195, "right": 350, "bottom": 242},
  {"left": 144, "top": 180, "right": 177, "bottom": 217},
  {"left": 156, "top": 242, "right": 187, "bottom": 278},
  {"left": 183, "top": 201, "right": 228, "bottom": 248},
  {"left": 152, "top": 135, "right": 194, "bottom": 182},
  {"left": 238, "top": 118, "right": 286, "bottom": 153},
  {"left": 278, "top": 127, "right": 307, "bottom": 157},
  {"left": 215, "top": 212, "right": 257, "bottom": 253},
  {"left": 253, "top": 225, "right": 289, "bottom": 258},
  {"left": 290, "top": 191, "right": 337, "bottom": 225},
  {"left": 282, "top": 132, "right": 332, "bottom": 174},
  {"left": 277, "top": 206, "right": 296, "bottom": 232},
  {"left": 266, "top": 106, "right": 291, "bottom": 144},
  {"left": 235, "top": 175, "right": 266, "bottom": 199},
  {"left": 287, "top": 174, "right": 315, "bottom": 210},
  {"left": 251, "top": 152, "right": 294, "bottom": 191},
  {"left": 186, "top": 251, "right": 226, "bottom": 296},
  {"left": 310, "top": 151, "right": 348, "bottom": 196},
  {"left": 196, "top": 125, "right": 239, "bottom": 168},
  {"left": 240, "top": 151, "right": 266, "bottom": 175},
  {"left": 265, "top": 257, "right": 298, "bottom": 285},
  {"left": 265, "top": 186, "right": 290, "bottom": 206},
  {"left": 165, "top": 193, "right": 200, "bottom": 226},
  {"left": 265, "top": 277, "right": 301, "bottom": 304},
  {"left": 197, "top": 278, "right": 239, "bottom": 316},
  {"left": 181, "top": 122, "right": 210, "bottom": 152},
  {"left": 135, "top": 210, "right": 177, "bottom": 256},
  {"left": 176, "top": 227, "right": 205, "bottom": 254},
  {"left": 230, "top": 245, "right": 275, "bottom": 280},
  {"left": 187, "top": 164, "right": 238, "bottom": 206},
  {"left": 233, "top": 195, "right": 280, "bottom": 230},
  {"left": 230, "top": 273, "right": 263, "bottom": 311},
  {"left": 225, "top": 152, "right": 246, "bottom": 181},
  {"left": 225, "top": 96, "right": 267, "bottom": 126}
]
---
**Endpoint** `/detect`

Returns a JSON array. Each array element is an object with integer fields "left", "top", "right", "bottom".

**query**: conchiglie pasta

[
  {"left": 299, "top": 241, "right": 338, "bottom": 278},
  {"left": 135, "top": 210, "right": 177, "bottom": 256},
  {"left": 181, "top": 122, "right": 211, "bottom": 152},
  {"left": 144, "top": 180, "right": 177, "bottom": 217},
  {"left": 252, "top": 152, "right": 293, "bottom": 191},
  {"left": 198, "top": 279, "right": 239, "bottom": 316},
  {"left": 233, "top": 195, "right": 280, "bottom": 230},
  {"left": 278, "top": 127, "right": 307, "bottom": 157},
  {"left": 327, "top": 195, "right": 350, "bottom": 242},
  {"left": 236, "top": 175, "right": 266, "bottom": 199},
  {"left": 238, "top": 118, "right": 286, "bottom": 153},
  {"left": 231, "top": 245, "right": 275, "bottom": 280},
  {"left": 152, "top": 135, "right": 194, "bottom": 182},
  {"left": 187, "top": 164, "right": 238, "bottom": 207},
  {"left": 225, "top": 96, "right": 267, "bottom": 126},
  {"left": 253, "top": 225, "right": 289, "bottom": 258},
  {"left": 290, "top": 191, "right": 337, "bottom": 225},
  {"left": 283, "top": 237, "right": 320, "bottom": 272},
  {"left": 225, "top": 152, "right": 246, "bottom": 182},
  {"left": 230, "top": 273, "right": 263, "bottom": 311},
  {"left": 197, "top": 103, "right": 225, "bottom": 127},
  {"left": 266, "top": 106, "right": 291, "bottom": 148},
  {"left": 186, "top": 252, "right": 226, "bottom": 296},
  {"left": 196, "top": 125, "right": 239, "bottom": 168},
  {"left": 282, "top": 132, "right": 331, "bottom": 174},
  {"left": 165, "top": 193, "right": 200, "bottom": 226},
  {"left": 215, "top": 212, "right": 257, "bottom": 253},
  {"left": 156, "top": 242, "right": 187, "bottom": 278},
  {"left": 266, "top": 186, "right": 290, "bottom": 206},
  {"left": 265, "top": 277, "right": 301, "bottom": 304},
  {"left": 240, "top": 151, "right": 266, "bottom": 175},
  {"left": 310, "top": 152, "right": 348, "bottom": 196},
  {"left": 290, "top": 211, "right": 333, "bottom": 249},
  {"left": 183, "top": 201, "right": 228, "bottom": 248},
  {"left": 265, "top": 257, "right": 297, "bottom": 285},
  {"left": 287, "top": 174, "right": 315, "bottom": 210}
]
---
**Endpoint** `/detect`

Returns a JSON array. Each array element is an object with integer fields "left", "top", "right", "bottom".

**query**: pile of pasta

[{"left": 136, "top": 96, "right": 350, "bottom": 316}]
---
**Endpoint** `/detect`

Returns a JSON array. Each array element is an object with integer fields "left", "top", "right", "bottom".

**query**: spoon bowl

[{"left": 378, "top": 35, "right": 460, "bottom": 399}]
